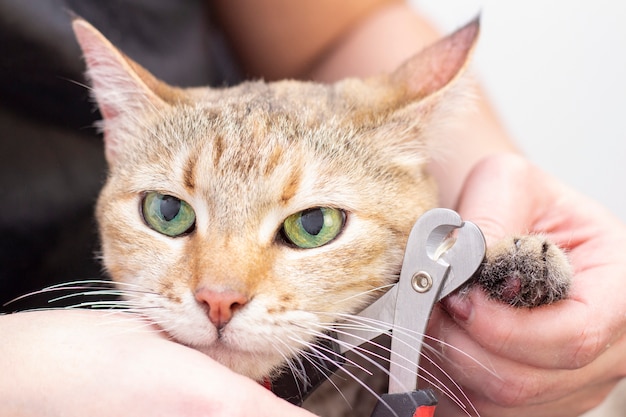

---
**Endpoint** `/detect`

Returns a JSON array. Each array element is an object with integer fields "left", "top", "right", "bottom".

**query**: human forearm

[
  {"left": 0, "top": 310, "right": 314, "bottom": 417},
  {"left": 212, "top": 0, "right": 518, "bottom": 207},
  {"left": 210, "top": 0, "right": 396, "bottom": 80},
  {"left": 307, "top": 2, "right": 519, "bottom": 207}
]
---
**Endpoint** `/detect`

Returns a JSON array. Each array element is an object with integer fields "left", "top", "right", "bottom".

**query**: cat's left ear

[
  {"left": 388, "top": 16, "right": 480, "bottom": 105},
  {"left": 72, "top": 18, "right": 183, "bottom": 164},
  {"left": 356, "top": 17, "right": 480, "bottom": 170}
]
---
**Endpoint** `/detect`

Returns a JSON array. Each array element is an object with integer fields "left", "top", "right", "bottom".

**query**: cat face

[{"left": 73, "top": 19, "right": 477, "bottom": 379}]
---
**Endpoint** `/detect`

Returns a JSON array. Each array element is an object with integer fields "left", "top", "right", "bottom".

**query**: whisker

[
  {"left": 338, "top": 323, "right": 474, "bottom": 412},
  {"left": 60, "top": 301, "right": 130, "bottom": 309},
  {"left": 3, "top": 279, "right": 163, "bottom": 318},
  {"left": 297, "top": 349, "right": 351, "bottom": 407},
  {"left": 333, "top": 283, "right": 396, "bottom": 305},
  {"left": 271, "top": 332, "right": 348, "bottom": 406},
  {"left": 420, "top": 347, "right": 481, "bottom": 417},
  {"left": 61, "top": 76, "right": 93, "bottom": 91},
  {"left": 308, "top": 326, "right": 449, "bottom": 416},
  {"left": 3, "top": 281, "right": 106, "bottom": 306},
  {"left": 292, "top": 334, "right": 398, "bottom": 417},
  {"left": 317, "top": 325, "right": 431, "bottom": 394},
  {"left": 296, "top": 331, "right": 373, "bottom": 378},
  {"left": 273, "top": 336, "right": 310, "bottom": 381},
  {"left": 316, "top": 314, "right": 485, "bottom": 416},
  {"left": 334, "top": 312, "right": 498, "bottom": 379},
  {"left": 327, "top": 327, "right": 473, "bottom": 415},
  {"left": 47, "top": 289, "right": 146, "bottom": 305},
  {"left": 2, "top": 279, "right": 156, "bottom": 308}
]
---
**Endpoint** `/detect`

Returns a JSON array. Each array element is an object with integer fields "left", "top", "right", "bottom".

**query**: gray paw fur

[{"left": 477, "top": 236, "right": 572, "bottom": 307}]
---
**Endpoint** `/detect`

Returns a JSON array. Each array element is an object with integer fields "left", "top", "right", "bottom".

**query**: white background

[{"left": 411, "top": 0, "right": 626, "bottom": 222}]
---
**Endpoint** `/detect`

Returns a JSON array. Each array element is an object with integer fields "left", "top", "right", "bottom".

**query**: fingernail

[{"left": 442, "top": 294, "right": 473, "bottom": 322}]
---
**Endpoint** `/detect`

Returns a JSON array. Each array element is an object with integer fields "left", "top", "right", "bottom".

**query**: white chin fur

[
  {"left": 196, "top": 343, "right": 282, "bottom": 380},
  {"left": 147, "top": 298, "right": 314, "bottom": 380}
]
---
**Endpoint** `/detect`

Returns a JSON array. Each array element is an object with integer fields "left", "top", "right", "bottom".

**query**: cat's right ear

[{"left": 72, "top": 18, "right": 180, "bottom": 164}]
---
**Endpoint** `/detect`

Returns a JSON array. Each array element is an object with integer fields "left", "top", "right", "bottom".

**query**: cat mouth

[{"left": 170, "top": 326, "right": 253, "bottom": 354}]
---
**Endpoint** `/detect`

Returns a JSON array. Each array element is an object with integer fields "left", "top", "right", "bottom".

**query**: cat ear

[
  {"left": 388, "top": 16, "right": 480, "bottom": 105},
  {"left": 356, "top": 17, "right": 480, "bottom": 171},
  {"left": 72, "top": 18, "right": 182, "bottom": 164}
]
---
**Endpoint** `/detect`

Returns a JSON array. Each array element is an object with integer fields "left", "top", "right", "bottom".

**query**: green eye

[
  {"left": 281, "top": 207, "right": 345, "bottom": 249},
  {"left": 142, "top": 192, "right": 196, "bottom": 237}
]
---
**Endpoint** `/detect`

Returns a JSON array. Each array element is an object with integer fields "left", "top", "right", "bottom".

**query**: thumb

[
  {"left": 455, "top": 153, "right": 538, "bottom": 246},
  {"left": 443, "top": 153, "right": 538, "bottom": 321}
]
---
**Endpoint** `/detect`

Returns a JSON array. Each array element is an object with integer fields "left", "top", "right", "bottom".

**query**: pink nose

[{"left": 195, "top": 288, "right": 248, "bottom": 329}]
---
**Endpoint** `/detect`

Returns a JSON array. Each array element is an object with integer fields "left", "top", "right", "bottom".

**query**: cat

[{"left": 72, "top": 16, "right": 572, "bottom": 415}]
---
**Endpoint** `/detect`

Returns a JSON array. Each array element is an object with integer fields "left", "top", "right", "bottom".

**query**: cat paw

[{"left": 477, "top": 235, "right": 573, "bottom": 307}]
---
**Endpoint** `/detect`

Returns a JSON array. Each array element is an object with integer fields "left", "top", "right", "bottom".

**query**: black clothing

[{"left": 0, "top": 0, "right": 240, "bottom": 310}]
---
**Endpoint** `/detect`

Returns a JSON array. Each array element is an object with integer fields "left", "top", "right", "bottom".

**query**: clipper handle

[{"left": 370, "top": 389, "right": 438, "bottom": 417}]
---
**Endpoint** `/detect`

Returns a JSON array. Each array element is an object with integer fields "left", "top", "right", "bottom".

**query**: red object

[
  {"left": 414, "top": 405, "right": 436, "bottom": 417},
  {"left": 261, "top": 378, "right": 272, "bottom": 391}
]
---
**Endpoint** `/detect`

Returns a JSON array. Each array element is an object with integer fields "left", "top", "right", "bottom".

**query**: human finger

[
  {"left": 448, "top": 154, "right": 626, "bottom": 368},
  {"left": 425, "top": 305, "right": 626, "bottom": 415},
  {"left": 454, "top": 153, "right": 541, "bottom": 246}
]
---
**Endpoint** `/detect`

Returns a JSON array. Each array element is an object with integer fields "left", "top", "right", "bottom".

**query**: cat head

[{"left": 73, "top": 18, "right": 478, "bottom": 379}]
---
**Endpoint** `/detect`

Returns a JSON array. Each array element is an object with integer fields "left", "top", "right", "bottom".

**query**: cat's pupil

[
  {"left": 301, "top": 209, "right": 324, "bottom": 235},
  {"left": 160, "top": 196, "right": 181, "bottom": 221}
]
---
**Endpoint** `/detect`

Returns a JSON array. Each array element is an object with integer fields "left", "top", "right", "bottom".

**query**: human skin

[
  {"left": 212, "top": 0, "right": 519, "bottom": 208},
  {"left": 431, "top": 153, "right": 626, "bottom": 416},
  {"left": 0, "top": 309, "right": 317, "bottom": 417},
  {"left": 217, "top": 2, "right": 626, "bottom": 415},
  {"left": 2, "top": 1, "right": 624, "bottom": 416}
]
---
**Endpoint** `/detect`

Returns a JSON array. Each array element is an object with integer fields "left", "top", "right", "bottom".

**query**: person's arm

[
  {"left": 211, "top": 2, "right": 626, "bottom": 416},
  {"left": 211, "top": 0, "right": 396, "bottom": 80},
  {"left": 434, "top": 153, "right": 626, "bottom": 416},
  {"left": 211, "top": 0, "right": 517, "bottom": 207},
  {"left": 0, "top": 310, "right": 316, "bottom": 417}
]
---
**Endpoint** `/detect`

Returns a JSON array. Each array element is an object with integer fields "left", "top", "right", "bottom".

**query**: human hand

[
  {"left": 425, "top": 153, "right": 626, "bottom": 416},
  {"left": 0, "top": 309, "right": 315, "bottom": 417}
]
